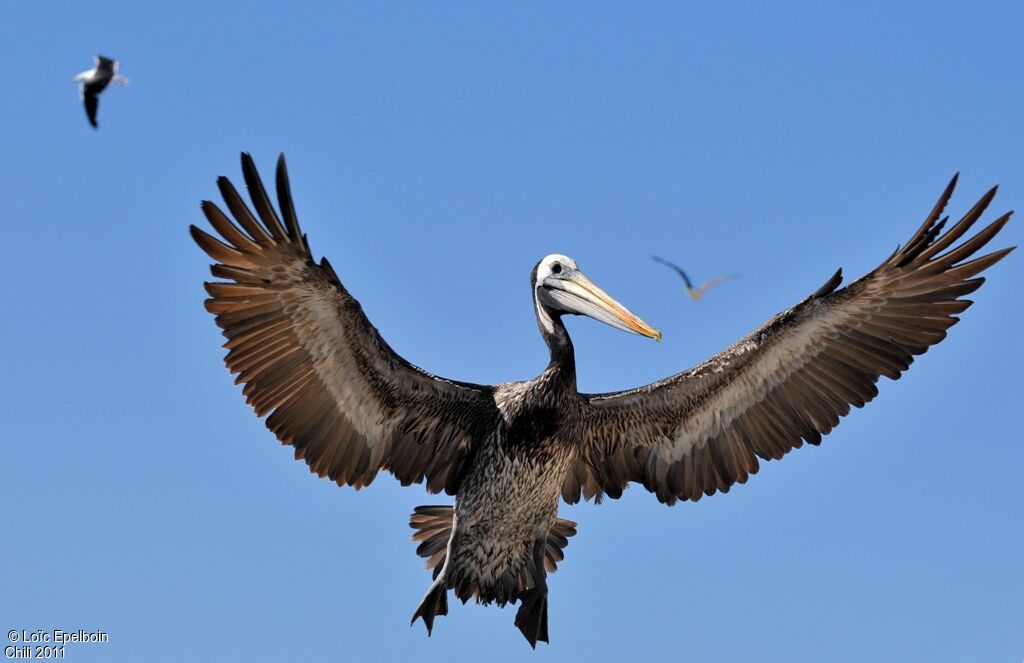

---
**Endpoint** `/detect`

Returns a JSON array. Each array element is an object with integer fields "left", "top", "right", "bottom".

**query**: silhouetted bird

[
  {"left": 652, "top": 255, "right": 737, "bottom": 301},
  {"left": 73, "top": 55, "right": 128, "bottom": 128}
]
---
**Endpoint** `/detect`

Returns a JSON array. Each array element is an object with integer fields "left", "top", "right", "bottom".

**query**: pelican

[
  {"left": 191, "top": 154, "right": 1013, "bottom": 647},
  {"left": 72, "top": 55, "right": 129, "bottom": 128},
  {"left": 652, "top": 255, "right": 738, "bottom": 301}
]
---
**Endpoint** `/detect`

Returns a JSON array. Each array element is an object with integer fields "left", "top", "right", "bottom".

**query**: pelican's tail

[
  {"left": 410, "top": 506, "right": 456, "bottom": 579},
  {"left": 409, "top": 505, "right": 577, "bottom": 589}
]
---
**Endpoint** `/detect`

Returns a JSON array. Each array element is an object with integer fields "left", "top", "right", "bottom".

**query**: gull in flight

[
  {"left": 652, "top": 255, "right": 738, "bottom": 301},
  {"left": 73, "top": 55, "right": 129, "bottom": 128}
]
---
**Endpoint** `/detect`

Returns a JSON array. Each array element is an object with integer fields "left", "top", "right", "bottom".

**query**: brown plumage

[
  {"left": 192, "top": 156, "right": 1012, "bottom": 647},
  {"left": 567, "top": 175, "right": 1013, "bottom": 505},
  {"left": 192, "top": 155, "right": 495, "bottom": 494}
]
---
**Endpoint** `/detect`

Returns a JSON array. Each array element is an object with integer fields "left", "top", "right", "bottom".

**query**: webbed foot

[
  {"left": 411, "top": 580, "right": 449, "bottom": 636},
  {"left": 514, "top": 586, "right": 549, "bottom": 647}
]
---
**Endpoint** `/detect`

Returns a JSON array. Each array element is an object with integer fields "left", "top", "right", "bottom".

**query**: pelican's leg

[
  {"left": 411, "top": 575, "right": 449, "bottom": 636},
  {"left": 410, "top": 527, "right": 456, "bottom": 635},
  {"left": 514, "top": 537, "right": 549, "bottom": 647}
]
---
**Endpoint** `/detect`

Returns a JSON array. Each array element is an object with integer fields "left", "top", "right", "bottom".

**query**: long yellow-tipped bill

[{"left": 544, "top": 271, "right": 661, "bottom": 341}]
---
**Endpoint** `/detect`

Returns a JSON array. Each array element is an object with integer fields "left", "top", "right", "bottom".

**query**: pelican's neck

[{"left": 535, "top": 296, "right": 576, "bottom": 385}]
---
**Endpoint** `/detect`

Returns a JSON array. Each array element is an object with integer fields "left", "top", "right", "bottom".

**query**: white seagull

[{"left": 73, "top": 56, "right": 129, "bottom": 128}]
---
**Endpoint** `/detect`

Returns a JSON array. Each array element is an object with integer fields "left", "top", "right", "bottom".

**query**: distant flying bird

[
  {"left": 72, "top": 56, "right": 128, "bottom": 128},
  {"left": 652, "top": 255, "right": 738, "bottom": 301},
  {"left": 191, "top": 156, "right": 1012, "bottom": 647}
]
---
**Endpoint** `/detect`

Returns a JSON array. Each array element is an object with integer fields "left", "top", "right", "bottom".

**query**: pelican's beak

[{"left": 542, "top": 272, "right": 662, "bottom": 341}]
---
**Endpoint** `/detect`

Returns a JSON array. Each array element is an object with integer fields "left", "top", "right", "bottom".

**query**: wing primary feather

[
  {"left": 923, "top": 214, "right": 1013, "bottom": 272},
  {"left": 240, "top": 153, "right": 290, "bottom": 242},
  {"left": 190, "top": 225, "right": 255, "bottom": 268},
  {"left": 898, "top": 217, "right": 948, "bottom": 267},
  {"left": 913, "top": 186, "right": 998, "bottom": 262},
  {"left": 810, "top": 268, "right": 843, "bottom": 299},
  {"left": 938, "top": 247, "right": 1015, "bottom": 282},
  {"left": 210, "top": 264, "right": 263, "bottom": 284},
  {"left": 217, "top": 176, "right": 273, "bottom": 245},
  {"left": 222, "top": 318, "right": 293, "bottom": 350},
  {"left": 218, "top": 310, "right": 286, "bottom": 340},
  {"left": 899, "top": 173, "right": 959, "bottom": 255},
  {"left": 201, "top": 201, "right": 262, "bottom": 253},
  {"left": 275, "top": 154, "right": 303, "bottom": 241}
]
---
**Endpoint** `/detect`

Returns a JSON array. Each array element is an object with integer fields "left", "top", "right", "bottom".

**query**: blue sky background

[{"left": 1, "top": 2, "right": 1021, "bottom": 661}]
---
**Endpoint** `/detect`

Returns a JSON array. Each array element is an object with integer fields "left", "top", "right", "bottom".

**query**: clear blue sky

[{"left": 1, "top": 2, "right": 1021, "bottom": 661}]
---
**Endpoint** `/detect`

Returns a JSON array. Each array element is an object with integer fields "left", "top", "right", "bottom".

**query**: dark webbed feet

[
  {"left": 514, "top": 536, "right": 550, "bottom": 647},
  {"left": 411, "top": 579, "right": 449, "bottom": 636},
  {"left": 514, "top": 586, "right": 549, "bottom": 647}
]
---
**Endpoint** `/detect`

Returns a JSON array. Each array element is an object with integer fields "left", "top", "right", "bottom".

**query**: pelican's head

[{"left": 532, "top": 254, "right": 661, "bottom": 341}]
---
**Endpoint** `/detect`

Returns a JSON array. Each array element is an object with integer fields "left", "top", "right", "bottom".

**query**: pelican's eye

[{"left": 551, "top": 263, "right": 562, "bottom": 274}]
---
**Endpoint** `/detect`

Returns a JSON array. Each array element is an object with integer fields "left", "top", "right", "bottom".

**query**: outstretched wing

[
  {"left": 191, "top": 153, "right": 497, "bottom": 494},
  {"left": 565, "top": 176, "right": 1013, "bottom": 505},
  {"left": 694, "top": 273, "right": 738, "bottom": 298},
  {"left": 652, "top": 255, "right": 696, "bottom": 290},
  {"left": 83, "top": 92, "right": 98, "bottom": 128}
]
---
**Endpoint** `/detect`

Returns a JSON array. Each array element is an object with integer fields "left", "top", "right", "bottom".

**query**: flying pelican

[
  {"left": 191, "top": 155, "right": 1013, "bottom": 647},
  {"left": 651, "top": 255, "right": 738, "bottom": 301},
  {"left": 72, "top": 55, "right": 129, "bottom": 128}
]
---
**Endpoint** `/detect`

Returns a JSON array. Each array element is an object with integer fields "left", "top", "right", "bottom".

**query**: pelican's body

[
  {"left": 192, "top": 155, "right": 1012, "bottom": 647},
  {"left": 443, "top": 344, "right": 580, "bottom": 607},
  {"left": 73, "top": 55, "right": 128, "bottom": 128},
  {"left": 454, "top": 444, "right": 572, "bottom": 598},
  {"left": 408, "top": 254, "right": 657, "bottom": 638}
]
